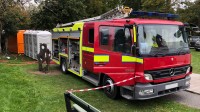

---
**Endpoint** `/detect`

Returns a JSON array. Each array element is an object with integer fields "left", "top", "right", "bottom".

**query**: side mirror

[{"left": 131, "top": 44, "right": 136, "bottom": 56}]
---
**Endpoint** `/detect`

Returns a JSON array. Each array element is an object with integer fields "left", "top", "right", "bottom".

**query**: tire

[
  {"left": 103, "top": 75, "right": 119, "bottom": 99},
  {"left": 61, "top": 58, "right": 68, "bottom": 73}
]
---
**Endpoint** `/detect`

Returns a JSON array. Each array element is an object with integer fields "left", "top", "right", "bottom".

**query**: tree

[
  {"left": 141, "top": 0, "right": 174, "bottom": 13},
  {"left": 0, "top": 0, "right": 14, "bottom": 53},
  {"left": 30, "top": 0, "right": 87, "bottom": 30},
  {"left": 177, "top": 0, "right": 200, "bottom": 27},
  {"left": 0, "top": 0, "right": 30, "bottom": 53},
  {"left": 30, "top": 0, "right": 144, "bottom": 30},
  {"left": 83, "top": 0, "right": 142, "bottom": 18}
]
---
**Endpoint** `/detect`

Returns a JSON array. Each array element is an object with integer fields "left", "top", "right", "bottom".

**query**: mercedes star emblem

[{"left": 169, "top": 68, "right": 175, "bottom": 76}]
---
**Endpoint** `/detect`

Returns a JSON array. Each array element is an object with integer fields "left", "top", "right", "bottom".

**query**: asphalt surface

[{"left": 164, "top": 91, "right": 200, "bottom": 109}]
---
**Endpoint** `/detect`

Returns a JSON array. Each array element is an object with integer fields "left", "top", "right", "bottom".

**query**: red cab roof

[{"left": 89, "top": 18, "right": 183, "bottom": 26}]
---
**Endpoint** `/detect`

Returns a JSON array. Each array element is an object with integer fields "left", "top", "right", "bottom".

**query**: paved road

[{"left": 164, "top": 91, "right": 200, "bottom": 109}]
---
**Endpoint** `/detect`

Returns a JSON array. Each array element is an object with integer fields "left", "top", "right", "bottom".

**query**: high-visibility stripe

[
  {"left": 53, "top": 22, "right": 84, "bottom": 32},
  {"left": 94, "top": 55, "right": 109, "bottom": 62},
  {"left": 122, "top": 56, "right": 143, "bottom": 63},
  {"left": 68, "top": 69, "right": 80, "bottom": 76},
  {"left": 59, "top": 53, "right": 68, "bottom": 58},
  {"left": 133, "top": 26, "right": 137, "bottom": 43},
  {"left": 52, "top": 59, "right": 60, "bottom": 65},
  {"left": 79, "top": 26, "right": 83, "bottom": 77},
  {"left": 82, "top": 46, "right": 94, "bottom": 53}
]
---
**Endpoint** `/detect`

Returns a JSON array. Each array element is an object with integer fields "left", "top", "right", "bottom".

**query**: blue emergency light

[{"left": 131, "top": 11, "right": 179, "bottom": 19}]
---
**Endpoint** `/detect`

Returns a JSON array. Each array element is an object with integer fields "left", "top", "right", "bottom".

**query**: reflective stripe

[
  {"left": 52, "top": 59, "right": 60, "bottom": 65},
  {"left": 133, "top": 26, "right": 137, "bottom": 43},
  {"left": 68, "top": 69, "right": 81, "bottom": 77},
  {"left": 53, "top": 22, "right": 84, "bottom": 32},
  {"left": 82, "top": 46, "right": 94, "bottom": 53},
  {"left": 59, "top": 53, "right": 68, "bottom": 57},
  {"left": 122, "top": 56, "right": 143, "bottom": 63},
  {"left": 94, "top": 55, "right": 109, "bottom": 62}
]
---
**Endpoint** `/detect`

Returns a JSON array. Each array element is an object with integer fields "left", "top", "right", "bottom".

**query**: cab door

[{"left": 94, "top": 23, "right": 136, "bottom": 82}]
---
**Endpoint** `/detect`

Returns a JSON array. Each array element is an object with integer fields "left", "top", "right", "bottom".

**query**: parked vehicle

[
  {"left": 52, "top": 6, "right": 192, "bottom": 100},
  {"left": 195, "top": 40, "right": 200, "bottom": 51},
  {"left": 188, "top": 25, "right": 200, "bottom": 47},
  {"left": 189, "top": 36, "right": 200, "bottom": 47}
]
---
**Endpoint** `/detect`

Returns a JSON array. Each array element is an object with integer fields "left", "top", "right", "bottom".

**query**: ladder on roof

[{"left": 56, "top": 6, "right": 133, "bottom": 27}]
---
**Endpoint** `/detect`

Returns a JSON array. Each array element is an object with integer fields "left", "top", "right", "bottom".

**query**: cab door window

[
  {"left": 89, "top": 29, "right": 94, "bottom": 43},
  {"left": 99, "top": 26, "right": 132, "bottom": 54}
]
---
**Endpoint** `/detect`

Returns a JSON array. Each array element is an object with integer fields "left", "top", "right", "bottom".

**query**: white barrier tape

[{"left": 67, "top": 76, "right": 140, "bottom": 93}]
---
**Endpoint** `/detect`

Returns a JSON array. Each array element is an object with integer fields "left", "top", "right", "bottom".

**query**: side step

[{"left": 82, "top": 75, "right": 99, "bottom": 86}]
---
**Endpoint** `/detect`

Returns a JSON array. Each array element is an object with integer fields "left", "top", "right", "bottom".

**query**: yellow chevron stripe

[
  {"left": 82, "top": 46, "right": 94, "bottom": 53},
  {"left": 94, "top": 55, "right": 109, "bottom": 62},
  {"left": 122, "top": 56, "right": 143, "bottom": 63},
  {"left": 59, "top": 53, "right": 68, "bottom": 58},
  {"left": 133, "top": 26, "right": 137, "bottom": 42},
  {"left": 52, "top": 59, "right": 60, "bottom": 65},
  {"left": 53, "top": 22, "right": 84, "bottom": 32},
  {"left": 68, "top": 69, "right": 80, "bottom": 76}
]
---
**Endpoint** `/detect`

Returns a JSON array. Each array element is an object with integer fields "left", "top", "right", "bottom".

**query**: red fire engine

[{"left": 52, "top": 6, "right": 192, "bottom": 100}]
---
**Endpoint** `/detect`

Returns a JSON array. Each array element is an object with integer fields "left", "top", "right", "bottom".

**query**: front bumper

[
  {"left": 120, "top": 76, "right": 191, "bottom": 100},
  {"left": 190, "top": 42, "right": 196, "bottom": 47},
  {"left": 195, "top": 45, "right": 200, "bottom": 50}
]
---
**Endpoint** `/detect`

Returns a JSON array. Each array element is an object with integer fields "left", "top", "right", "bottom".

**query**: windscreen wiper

[
  {"left": 176, "top": 47, "right": 190, "bottom": 55},
  {"left": 150, "top": 47, "right": 169, "bottom": 57}
]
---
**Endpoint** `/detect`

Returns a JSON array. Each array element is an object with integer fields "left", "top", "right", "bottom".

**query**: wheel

[
  {"left": 61, "top": 58, "right": 68, "bottom": 73},
  {"left": 103, "top": 75, "right": 119, "bottom": 99},
  {"left": 195, "top": 48, "right": 199, "bottom": 51}
]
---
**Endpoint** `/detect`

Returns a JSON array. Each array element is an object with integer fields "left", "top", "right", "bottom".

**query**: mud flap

[{"left": 64, "top": 92, "right": 101, "bottom": 112}]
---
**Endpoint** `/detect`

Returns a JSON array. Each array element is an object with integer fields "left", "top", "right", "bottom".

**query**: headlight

[
  {"left": 139, "top": 89, "right": 154, "bottom": 96},
  {"left": 144, "top": 74, "right": 153, "bottom": 80},
  {"left": 186, "top": 67, "right": 191, "bottom": 74},
  {"left": 185, "top": 80, "right": 190, "bottom": 86}
]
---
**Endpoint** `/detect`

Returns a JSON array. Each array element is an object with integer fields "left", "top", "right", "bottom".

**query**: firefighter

[{"left": 152, "top": 34, "right": 167, "bottom": 48}]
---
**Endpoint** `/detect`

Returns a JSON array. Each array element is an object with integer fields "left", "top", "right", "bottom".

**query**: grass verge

[
  {"left": 0, "top": 56, "right": 199, "bottom": 112},
  {"left": 191, "top": 49, "right": 200, "bottom": 74}
]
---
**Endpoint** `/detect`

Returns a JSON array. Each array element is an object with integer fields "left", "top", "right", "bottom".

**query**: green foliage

[
  {"left": 30, "top": 0, "right": 181, "bottom": 30},
  {"left": 30, "top": 0, "right": 143, "bottom": 29},
  {"left": 191, "top": 49, "right": 200, "bottom": 74},
  {"left": 3, "top": 5, "right": 30, "bottom": 36},
  {"left": 141, "top": 0, "right": 174, "bottom": 13},
  {"left": 0, "top": 55, "right": 199, "bottom": 111},
  {"left": 30, "top": 0, "right": 87, "bottom": 30},
  {"left": 83, "top": 0, "right": 142, "bottom": 18},
  {"left": 177, "top": 0, "right": 200, "bottom": 27}
]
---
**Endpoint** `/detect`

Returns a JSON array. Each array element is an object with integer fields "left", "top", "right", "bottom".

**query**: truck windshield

[{"left": 138, "top": 24, "right": 190, "bottom": 57}]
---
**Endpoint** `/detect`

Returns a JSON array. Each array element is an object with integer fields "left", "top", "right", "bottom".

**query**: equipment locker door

[{"left": 82, "top": 23, "right": 95, "bottom": 72}]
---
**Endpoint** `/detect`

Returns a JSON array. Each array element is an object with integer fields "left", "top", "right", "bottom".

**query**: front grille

[{"left": 145, "top": 65, "right": 189, "bottom": 80}]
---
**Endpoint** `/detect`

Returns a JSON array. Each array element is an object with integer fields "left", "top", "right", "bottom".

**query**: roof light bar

[{"left": 131, "top": 11, "right": 179, "bottom": 19}]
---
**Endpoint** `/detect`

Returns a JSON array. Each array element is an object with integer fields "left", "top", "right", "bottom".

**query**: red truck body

[{"left": 52, "top": 17, "right": 192, "bottom": 100}]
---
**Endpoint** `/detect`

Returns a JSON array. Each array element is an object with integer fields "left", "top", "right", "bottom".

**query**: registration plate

[{"left": 165, "top": 83, "right": 178, "bottom": 90}]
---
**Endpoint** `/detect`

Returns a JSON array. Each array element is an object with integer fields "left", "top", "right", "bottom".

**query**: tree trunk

[
  {"left": 0, "top": 22, "right": 2, "bottom": 54},
  {"left": 5, "top": 35, "right": 8, "bottom": 54}
]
